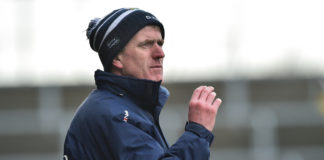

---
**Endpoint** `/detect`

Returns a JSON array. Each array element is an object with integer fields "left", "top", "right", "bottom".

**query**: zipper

[{"left": 145, "top": 110, "right": 169, "bottom": 150}]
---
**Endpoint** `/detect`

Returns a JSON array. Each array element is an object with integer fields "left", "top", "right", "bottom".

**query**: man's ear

[{"left": 112, "top": 55, "right": 123, "bottom": 69}]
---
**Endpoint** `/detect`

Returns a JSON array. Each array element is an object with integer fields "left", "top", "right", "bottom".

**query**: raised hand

[{"left": 188, "top": 86, "right": 222, "bottom": 131}]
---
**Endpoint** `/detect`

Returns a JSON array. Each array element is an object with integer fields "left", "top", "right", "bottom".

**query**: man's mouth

[{"left": 151, "top": 65, "right": 163, "bottom": 68}]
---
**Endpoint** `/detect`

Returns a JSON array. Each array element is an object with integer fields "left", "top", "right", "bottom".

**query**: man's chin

[{"left": 149, "top": 75, "right": 163, "bottom": 82}]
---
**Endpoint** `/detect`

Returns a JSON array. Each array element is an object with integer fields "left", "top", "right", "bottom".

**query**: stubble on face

[{"left": 116, "top": 26, "right": 165, "bottom": 82}]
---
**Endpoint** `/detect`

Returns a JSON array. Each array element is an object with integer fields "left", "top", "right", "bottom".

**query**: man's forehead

[{"left": 133, "top": 26, "right": 163, "bottom": 41}]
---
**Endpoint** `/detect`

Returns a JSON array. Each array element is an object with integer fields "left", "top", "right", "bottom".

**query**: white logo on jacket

[{"left": 123, "top": 110, "right": 129, "bottom": 122}]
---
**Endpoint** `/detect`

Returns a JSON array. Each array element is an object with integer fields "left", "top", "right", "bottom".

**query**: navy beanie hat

[{"left": 86, "top": 8, "right": 165, "bottom": 71}]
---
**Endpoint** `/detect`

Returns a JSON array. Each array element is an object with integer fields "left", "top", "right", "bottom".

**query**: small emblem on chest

[{"left": 123, "top": 110, "right": 129, "bottom": 122}]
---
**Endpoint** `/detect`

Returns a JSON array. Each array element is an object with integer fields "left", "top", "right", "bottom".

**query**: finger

[
  {"left": 212, "top": 98, "right": 222, "bottom": 109},
  {"left": 199, "top": 86, "right": 214, "bottom": 100},
  {"left": 206, "top": 92, "right": 216, "bottom": 104},
  {"left": 191, "top": 86, "right": 206, "bottom": 100}
]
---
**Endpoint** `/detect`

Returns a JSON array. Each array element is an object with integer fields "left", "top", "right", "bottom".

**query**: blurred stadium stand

[{"left": 0, "top": 78, "right": 324, "bottom": 160}]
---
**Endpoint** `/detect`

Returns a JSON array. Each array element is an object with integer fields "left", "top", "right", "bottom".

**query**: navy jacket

[{"left": 64, "top": 70, "right": 214, "bottom": 160}]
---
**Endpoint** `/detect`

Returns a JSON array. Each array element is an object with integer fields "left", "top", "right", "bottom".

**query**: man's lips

[{"left": 150, "top": 65, "right": 163, "bottom": 68}]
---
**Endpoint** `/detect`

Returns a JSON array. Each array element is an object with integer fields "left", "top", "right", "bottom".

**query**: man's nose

[{"left": 152, "top": 43, "right": 165, "bottom": 58}]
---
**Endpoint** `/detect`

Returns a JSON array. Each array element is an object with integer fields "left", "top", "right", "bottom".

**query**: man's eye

[
  {"left": 140, "top": 41, "right": 154, "bottom": 48},
  {"left": 157, "top": 41, "right": 164, "bottom": 47}
]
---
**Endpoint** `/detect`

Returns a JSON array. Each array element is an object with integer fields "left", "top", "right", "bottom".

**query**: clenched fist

[{"left": 188, "top": 86, "right": 222, "bottom": 131}]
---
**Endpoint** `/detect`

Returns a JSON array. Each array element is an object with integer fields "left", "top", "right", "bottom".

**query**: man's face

[{"left": 116, "top": 25, "right": 165, "bottom": 82}]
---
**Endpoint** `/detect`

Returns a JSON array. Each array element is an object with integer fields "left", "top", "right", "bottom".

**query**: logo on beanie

[
  {"left": 146, "top": 15, "right": 157, "bottom": 20},
  {"left": 107, "top": 37, "right": 120, "bottom": 48}
]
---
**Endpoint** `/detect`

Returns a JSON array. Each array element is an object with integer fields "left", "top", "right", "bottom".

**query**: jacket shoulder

[{"left": 77, "top": 89, "right": 127, "bottom": 119}]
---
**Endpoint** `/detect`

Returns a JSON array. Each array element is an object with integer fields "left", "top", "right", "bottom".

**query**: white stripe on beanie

[
  {"left": 98, "top": 9, "right": 139, "bottom": 51},
  {"left": 93, "top": 9, "right": 126, "bottom": 51}
]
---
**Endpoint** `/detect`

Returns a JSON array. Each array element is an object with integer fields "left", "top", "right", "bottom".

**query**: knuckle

[
  {"left": 189, "top": 100, "right": 199, "bottom": 107},
  {"left": 210, "top": 105, "right": 218, "bottom": 113},
  {"left": 203, "top": 103, "right": 215, "bottom": 110},
  {"left": 190, "top": 100, "right": 206, "bottom": 108},
  {"left": 210, "top": 106, "right": 217, "bottom": 113},
  {"left": 209, "top": 92, "right": 216, "bottom": 97},
  {"left": 196, "top": 86, "right": 206, "bottom": 91}
]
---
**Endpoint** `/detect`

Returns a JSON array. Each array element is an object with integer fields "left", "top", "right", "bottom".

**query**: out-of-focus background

[{"left": 1, "top": 0, "right": 324, "bottom": 159}]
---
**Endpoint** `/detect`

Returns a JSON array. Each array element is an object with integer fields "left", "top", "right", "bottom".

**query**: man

[{"left": 63, "top": 8, "right": 222, "bottom": 160}]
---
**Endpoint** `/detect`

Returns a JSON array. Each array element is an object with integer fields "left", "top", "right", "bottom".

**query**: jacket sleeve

[
  {"left": 98, "top": 112, "right": 214, "bottom": 160},
  {"left": 164, "top": 122, "right": 214, "bottom": 160}
]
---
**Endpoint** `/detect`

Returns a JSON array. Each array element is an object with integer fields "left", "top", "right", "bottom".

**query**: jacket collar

[{"left": 94, "top": 70, "right": 169, "bottom": 115}]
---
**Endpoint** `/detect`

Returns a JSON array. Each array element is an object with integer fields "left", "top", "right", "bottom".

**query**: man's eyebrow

[
  {"left": 158, "top": 39, "right": 164, "bottom": 43},
  {"left": 139, "top": 39, "right": 163, "bottom": 44},
  {"left": 139, "top": 39, "right": 154, "bottom": 45}
]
